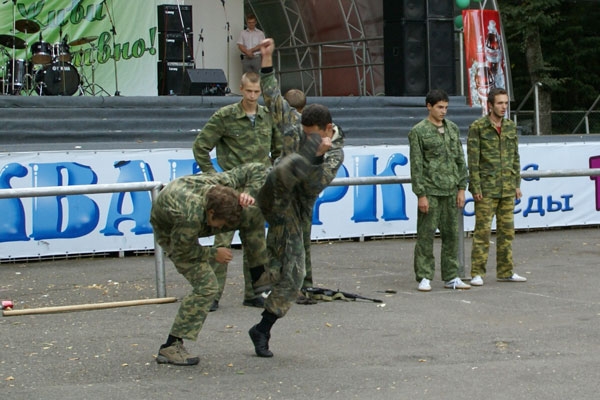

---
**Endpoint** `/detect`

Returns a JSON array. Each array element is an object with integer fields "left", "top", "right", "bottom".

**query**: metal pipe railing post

[
  {"left": 457, "top": 207, "right": 466, "bottom": 278},
  {"left": 571, "top": 94, "right": 600, "bottom": 134},
  {"left": 151, "top": 185, "right": 167, "bottom": 298},
  {"left": 534, "top": 83, "right": 541, "bottom": 136}
]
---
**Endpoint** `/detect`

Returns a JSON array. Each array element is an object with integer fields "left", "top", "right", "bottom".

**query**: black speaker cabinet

[
  {"left": 383, "top": 0, "right": 425, "bottom": 22},
  {"left": 158, "top": 32, "right": 194, "bottom": 62},
  {"left": 157, "top": 4, "right": 192, "bottom": 33},
  {"left": 428, "top": 20, "right": 456, "bottom": 94},
  {"left": 157, "top": 62, "right": 195, "bottom": 95},
  {"left": 181, "top": 69, "right": 228, "bottom": 96},
  {"left": 384, "top": 20, "right": 427, "bottom": 96}
]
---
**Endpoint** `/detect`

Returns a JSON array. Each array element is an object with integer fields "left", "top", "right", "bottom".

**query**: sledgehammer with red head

[{"left": 2, "top": 300, "right": 14, "bottom": 311}]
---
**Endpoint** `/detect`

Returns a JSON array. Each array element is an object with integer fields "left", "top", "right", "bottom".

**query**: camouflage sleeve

[
  {"left": 261, "top": 70, "right": 300, "bottom": 157},
  {"left": 408, "top": 127, "right": 426, "bottom": 197},
  {"left": 270, "top": 123, "right": 282, "bottom": 162},
  {"left": 452, "top": 124, "right": 468, "bottom": 190},
  {"left": 513, "top": 130, "right": 521, "bottom": 189},
  {"left": 192, "top": 111, "right": 224, "bottom": 174},
  {"left": 212, "top": 163, "right": 268, "bottom": 198},
  {"left": 260, "top": 70, "right": 287, "bottom": 129},
  {"left": 303, "top": 147, "right": 344, "bottom": 197},
  {"left": 467, "top": 122, "right": 482, "bottom": 195},
  {"left": 168, "top": 223, "right": 218, "bottom": 264}
]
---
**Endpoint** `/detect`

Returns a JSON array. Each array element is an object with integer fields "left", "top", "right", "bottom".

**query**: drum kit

[{"left": 0, "top": 18, "right": 104, "bottom": 96}]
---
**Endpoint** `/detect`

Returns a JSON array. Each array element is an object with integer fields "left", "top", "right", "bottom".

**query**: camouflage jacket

[
  {"left": 408, "top": 118, "right": 467, "bottom": 198},
  {"left": 150, "top": 163, "right": 268, "bottom": 263},
  {"left": 192, "top": 100, "right": 281, "bottom": 173},
  {"left": 467, "top": 116, "right": 521, "bottom": 198},
  {"left": 260, "top": 69, "right": 345, "bottom": 196}
]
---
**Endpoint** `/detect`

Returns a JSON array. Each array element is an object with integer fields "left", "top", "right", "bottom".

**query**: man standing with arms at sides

[
  {"left": 467, "top": 87, "right": 527, "bottom": 286},
  {"left": 259, "top": 40, "right": 345, "bottom": 304},
  {"left": 237, "top": 13, "right": 265, "bottom": 73},
  {"left": 193, "top": 72, "right": 281, "bottom": 310},
  {"left": 408, "top": 89, "right": 471, "bottom": 292}
]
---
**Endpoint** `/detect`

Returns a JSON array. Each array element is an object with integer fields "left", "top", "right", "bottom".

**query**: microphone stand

[
  {"left": 102, "top": 0, "right": 120, "bottom": 96},
  {"left": 10, "top": 0, "right": 17, "bottom": 94},
  {"left": 175, "top": 0, "right": 193, "bottom": 94},
  {"left": 195, "top": 29, "right": 205, "bottom": 69},
  {"left": 221, "top": 0, "right": 232, "bottom": 89}
]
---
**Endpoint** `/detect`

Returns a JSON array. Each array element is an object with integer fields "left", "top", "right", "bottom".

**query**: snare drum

[
  {"left": 31, "top": 41, "right": 53, "bottom": 64},
  {"left": 53, "top": 42, "right": 71, "bottom": 62},
  {"left": 35, "top": 61, "right": 80, "bottom": 96}
]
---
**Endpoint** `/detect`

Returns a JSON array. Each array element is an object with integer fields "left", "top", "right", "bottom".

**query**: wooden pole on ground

[{"left": 2, "top": 297, "right": 178, "bottom": 317}]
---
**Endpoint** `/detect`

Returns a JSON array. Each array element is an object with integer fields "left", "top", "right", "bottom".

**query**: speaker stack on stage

[
  {"left": 383, "top": 0, "right": 456, "bottom": 96},
  {"left": 157, "top": 4, "right": 194, "bottom": 95},
  {"left": 156, "top": 4, "right": 227, "bottom": 96}
]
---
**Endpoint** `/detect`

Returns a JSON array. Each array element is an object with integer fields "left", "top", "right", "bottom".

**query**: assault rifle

[{"left": 303, "top": 287, "right": 383, "bottom": 303}]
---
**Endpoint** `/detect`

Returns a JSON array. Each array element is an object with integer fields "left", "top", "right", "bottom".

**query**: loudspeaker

[
  {"left": 384, "top": 21, "right": 427, "bottom": 96},
  {"left": 428, "top": 0, "right": 454, "bottom": 18},
  {"left": 428, "top": 20, "right": 456, "bottom": 94},
  {"left": 383, "top": 0, "right": 456, "bottom": 96},
  {"left": 383, "top": 0, "right": 425, "bottom": 21},
  {"left": 158, "top": 32, "right": 194, "bottom": 62},
  {"left": 157, "top": 62, "right": 195, "bottom": 95},
  {"left": 157, "top": 4, "right": 192, "bottom": 33},
  {"left": 181, "top": 69, "right": 228, "bottom": 96}
]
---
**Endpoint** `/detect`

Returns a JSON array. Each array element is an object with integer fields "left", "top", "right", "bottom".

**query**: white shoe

[
  {"left": 444, "top": 277, "right": 471, "bottom": 290},
  {"left": 470, "top": 275, "right": 484, "bottom": 286},
  {"left": 418, "top": 278, "right": 432, "bottom": 292},
  {"left": 497, "top": 273, "right": 527, "bottom": 282}
]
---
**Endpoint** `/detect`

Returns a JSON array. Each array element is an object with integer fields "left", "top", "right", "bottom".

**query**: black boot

[{"left": 249, "top": 325, "right": 273, "bottom": 357}]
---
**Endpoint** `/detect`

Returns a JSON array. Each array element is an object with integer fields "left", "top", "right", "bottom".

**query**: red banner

[{"left": 463, "top": 9, "right": 507, "bottom": 114}]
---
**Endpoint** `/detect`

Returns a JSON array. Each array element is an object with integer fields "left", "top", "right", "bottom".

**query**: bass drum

[{"left": 35, "top": 61, "right": 80, "bottom": 96}]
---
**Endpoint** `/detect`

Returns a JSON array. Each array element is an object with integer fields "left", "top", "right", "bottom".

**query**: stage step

[{"left": 0, "top": 95, "right": 483, "bottom": 152}]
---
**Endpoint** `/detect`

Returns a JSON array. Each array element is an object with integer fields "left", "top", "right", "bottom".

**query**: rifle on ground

[{"left": 303, "top": 287, "right": 383, "bottom": 303}]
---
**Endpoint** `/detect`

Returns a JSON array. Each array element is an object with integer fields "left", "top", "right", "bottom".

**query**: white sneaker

[
  {"left": 444, "top": 277, "right": 471, "bottom": 290},
  {"left": 470, "top": 275, "right": 484, "bottom": 286},
  {"left": 418, "top": 278, "right": 432, "bottom": 292},
  {"left": 497, "top": 273, "right": 527, "bottom": 282}
]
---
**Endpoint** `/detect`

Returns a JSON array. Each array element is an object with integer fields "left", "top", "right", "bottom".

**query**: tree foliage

[{"left": 501, "top": 0, "right": 600, "bottom": 110}]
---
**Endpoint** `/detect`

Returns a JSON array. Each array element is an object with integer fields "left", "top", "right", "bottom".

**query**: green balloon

[
  {"left": 454, "top": 15, "right": 463, "bottom": 29},
  {"left": 456, "top": 0, "right": 470, "bottom": 9}
]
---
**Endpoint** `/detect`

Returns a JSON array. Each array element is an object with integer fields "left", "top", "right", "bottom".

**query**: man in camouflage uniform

[
  {"left": 193, "top": 72, "right": 281, "bottom": 310},
  {"left": 467, "top": 87, "right": 527, "bottom": 286},
  {"left": 408, "top": 89, "right": 470, "bottom": 292},
  {"left": 150, "top": 163, "right": 268, "bottom": 366},
  {"left": 259, "top": 38, "right": 345, "bottom": 303},
  {"left": 247, "top": 38, "right": 345, "bottom": 358}
]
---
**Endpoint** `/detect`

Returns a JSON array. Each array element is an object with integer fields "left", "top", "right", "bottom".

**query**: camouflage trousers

[
  {"left": 169, "top": 259, "right": 218, "bottom": 341},
  {"left": 211, "top": 207, "right": 267, "bottom": 302},
  {"left": 470, "top": 196, "right": 515, "bottom": 279},
  {"left": 414, "top": 195, "right": 460, "bottom": 282},
  {"left": 257, "top": 156, "right": 312, "bottom": 318},
  {"left": 301, "top": 215, "right": 313, "bottom": 288}
]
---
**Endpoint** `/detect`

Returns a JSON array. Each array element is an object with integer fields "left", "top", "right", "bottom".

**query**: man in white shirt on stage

[{"left": 237, "top": 14, "right": 265, "bottom": 73}]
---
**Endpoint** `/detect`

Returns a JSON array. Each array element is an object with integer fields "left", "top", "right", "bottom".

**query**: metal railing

[
  {"left": 274, "top": 36, "right": 384, "bottom": 96},
  {"left": 572, "top": 94, "right": 600, "bottom": 134},
  {"left": 0, "top": 182, "right": 168, "bottom": 298},
  {"left": 513, "top": 82, "right": 543, "bottom": 136},
  {"left": 2, "top": 167, "right": 600, "bottom": 295}
]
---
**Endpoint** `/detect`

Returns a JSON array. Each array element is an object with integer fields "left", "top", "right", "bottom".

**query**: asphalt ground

[{"left": 1, "top": 228, "right": 599, "bottom": 400}]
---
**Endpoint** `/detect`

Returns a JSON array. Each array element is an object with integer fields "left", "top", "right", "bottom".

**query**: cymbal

[
  {"left": 68, "top": 36, "right": 98, "bottom": 46},
  {"left": 15, "top": 19, "right": 40, "bottom": 34},
  {"left": 0, "top": 34, "right": 26, "bottom": 49}
]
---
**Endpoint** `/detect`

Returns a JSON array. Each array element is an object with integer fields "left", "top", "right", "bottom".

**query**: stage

[{"left": 0, "top": 94, "right": 484, "bottom": 152}]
